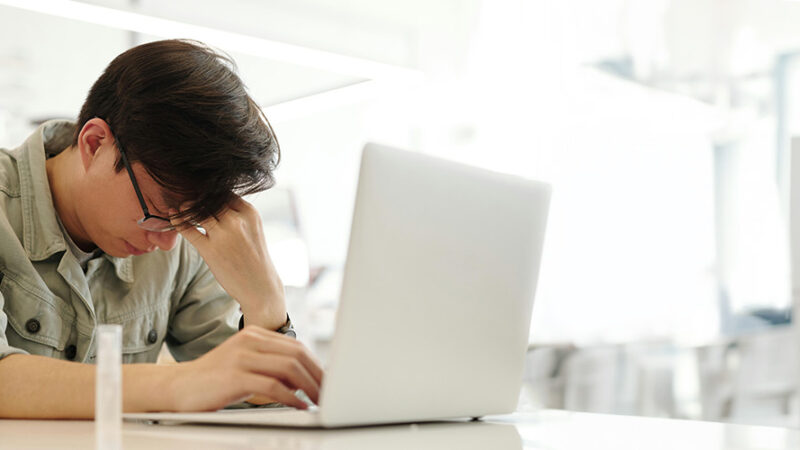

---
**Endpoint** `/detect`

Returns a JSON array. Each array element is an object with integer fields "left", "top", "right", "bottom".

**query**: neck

[{"left": 46, "top": 147, "right": 96, "bottom": 252}]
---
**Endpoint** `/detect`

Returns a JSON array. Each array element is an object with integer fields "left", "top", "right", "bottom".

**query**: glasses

[{"left": 110, "top": 127, "right": 175, "bottom": 233}]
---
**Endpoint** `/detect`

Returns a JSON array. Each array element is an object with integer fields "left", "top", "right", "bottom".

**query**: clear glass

[
  {"left": 137, "top": 216, "right": 175, "bottom": 233},
  {"left": 95, "top": 324, "right": 122, "bottom": 450}
]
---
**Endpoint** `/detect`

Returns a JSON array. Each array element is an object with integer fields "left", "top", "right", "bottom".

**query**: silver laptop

[{"left": 124, "top": 143, "right": 551, "bottom": 428}]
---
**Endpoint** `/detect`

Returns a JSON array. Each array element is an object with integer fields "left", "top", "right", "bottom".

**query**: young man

[{"left": 0, "top": 39, "right": 323, "bottom": 418}]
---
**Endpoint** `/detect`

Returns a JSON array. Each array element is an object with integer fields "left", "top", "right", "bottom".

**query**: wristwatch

[{"left": 238, "top": 313, "right": 296, "bottom": 338}]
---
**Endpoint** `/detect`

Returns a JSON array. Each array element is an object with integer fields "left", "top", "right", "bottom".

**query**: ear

[{"left": 77, "top": 118, "right": 114, "bottom": 173}]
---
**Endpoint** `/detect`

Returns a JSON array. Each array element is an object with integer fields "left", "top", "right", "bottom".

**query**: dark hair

[{"left": 73, "top": 39, "right": 280, "bottom": 224}]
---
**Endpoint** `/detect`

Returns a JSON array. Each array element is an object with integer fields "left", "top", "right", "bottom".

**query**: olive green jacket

[{"left": 0, "top": 120, "right": 239, "bottom": 364}]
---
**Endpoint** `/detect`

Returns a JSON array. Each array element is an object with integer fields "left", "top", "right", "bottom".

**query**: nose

[{"left": 146, "top": 229, "right": 179, "bottom": 251}]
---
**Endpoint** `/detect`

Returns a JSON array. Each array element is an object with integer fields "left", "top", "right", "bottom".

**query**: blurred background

[{"left": 3, "top": 0, "right": 800, "bottom": 427}]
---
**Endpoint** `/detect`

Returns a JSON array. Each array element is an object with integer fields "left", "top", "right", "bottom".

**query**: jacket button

[
  {"left": 25, "top": 318, "right": 41, "bottom": 334},
  {"left": 147, "top": 329, "right": 158, "bottom": 344},
  {"left": 65, "top": 345, "right": 77, "bottom": 360}
]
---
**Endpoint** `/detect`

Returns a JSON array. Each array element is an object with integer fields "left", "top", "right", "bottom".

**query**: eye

[
  {"left": 152, "top": 205, "right": 169, "bottom": 217},
  {"left": 144, "top": 195, "right": 166, "bottom": 216}
]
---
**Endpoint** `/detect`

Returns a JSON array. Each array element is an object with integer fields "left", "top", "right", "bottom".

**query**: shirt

[
  {"left": 54, "top": 213, "right": 102, "bottom": 271},
  {"left": 0, "top": 120, "right": 240, "bottom": 364}
]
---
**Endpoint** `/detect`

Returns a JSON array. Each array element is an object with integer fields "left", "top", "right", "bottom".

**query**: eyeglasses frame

[{"left": 109, "top": 126, "right": 176, "bottom": 232}]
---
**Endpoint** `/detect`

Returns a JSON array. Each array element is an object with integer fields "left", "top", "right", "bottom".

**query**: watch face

[
  {"left": 278, "top": 315, "right": 296, "bottom": 338},
  {"left": 239, "top": 314, "right": 295, "bottom": 337}
]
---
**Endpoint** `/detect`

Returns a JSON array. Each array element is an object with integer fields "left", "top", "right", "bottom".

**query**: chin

[
  {"left": 96, "top": 240, "right": 129, "bottom": 258},
  {"left": 101, "top": 246, "right": 128, "bottom": 258}
]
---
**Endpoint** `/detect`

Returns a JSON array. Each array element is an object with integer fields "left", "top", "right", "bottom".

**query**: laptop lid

[{"left": 318, "top": 143, "right": 551, "bottom": 427}]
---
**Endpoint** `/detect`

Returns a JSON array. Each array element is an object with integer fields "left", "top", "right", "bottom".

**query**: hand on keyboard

[{"left": 165, "top": 325, "right": 324, "bottom": 412}]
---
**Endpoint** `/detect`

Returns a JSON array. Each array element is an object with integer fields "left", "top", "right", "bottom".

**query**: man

[{"left": 0, "top": 39, "right": 323, "bottom": 418}]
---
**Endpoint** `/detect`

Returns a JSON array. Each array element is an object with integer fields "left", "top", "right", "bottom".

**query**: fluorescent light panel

[
  {"left": 0, "top": 0, "right": 422, "bottom": 82},
  {"left": 265, "top": 80, "right": 382, "bottom": 123}
]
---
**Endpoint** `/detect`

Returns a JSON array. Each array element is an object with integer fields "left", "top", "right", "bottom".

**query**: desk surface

[{"left": 1, "top": 410, "right": 798, "bottom": 449}]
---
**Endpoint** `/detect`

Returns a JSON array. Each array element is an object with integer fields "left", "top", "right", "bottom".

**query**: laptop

[{"left": 124, "top": 143, "right": 551, "bottom": 428}]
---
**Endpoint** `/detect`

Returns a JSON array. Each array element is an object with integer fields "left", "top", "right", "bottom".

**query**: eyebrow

[{"left": 144, "top": 193, "right": 169, "bottom": 217}]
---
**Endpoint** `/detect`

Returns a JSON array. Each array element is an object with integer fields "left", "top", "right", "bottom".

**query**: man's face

[{"left": 74, "top": 141, "right": 180, "bottom": 258}]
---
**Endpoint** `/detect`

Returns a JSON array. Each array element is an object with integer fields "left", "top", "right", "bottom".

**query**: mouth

[{"left": 124, "top": 240, "right": 150, "bottom": 256}]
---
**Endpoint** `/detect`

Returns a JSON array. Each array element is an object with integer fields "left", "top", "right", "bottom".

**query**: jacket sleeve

[
  {"left": 164, "top": 239, "right": 297, "bottom": 361},
  {"left": 163, "top": 244, "right": 240, "bottom": 362},
  {"left": 0, "top": 285, "right": 31, "bottom": 361}
]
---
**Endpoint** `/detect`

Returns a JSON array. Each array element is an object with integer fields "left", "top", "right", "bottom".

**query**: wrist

[
  {"left": 240, "top": 303, "right": 288, "bottom": 331},
  {"left": 239, "top": 312, "right": 295, "bottom": 338},
  {"left": 123, "top": 363, "right": 181, "bottom": 412},
  {"left": 238, "top": 275, "right": 287, "bottom": 331}
]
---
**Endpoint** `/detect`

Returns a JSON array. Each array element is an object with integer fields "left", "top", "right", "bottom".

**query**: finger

[
  {"left": 174, "top": 223, "right": 206, "bottom": 243},
  {"left": 198, "top": 214, "right": 220, "bottom": 233},
  {"left": 229, "top": 330, "right": 321, "bottom": 405},
  {"left": 241, "top": 374, "right": 308, "bottom": 410},
  {"left": 220, "top": 199, "right": 262, "bottom": 236},
  {"left": 241, "top": 327, "right": 324, "bottom": 384},
  {"left": 170, "top": 207, "right": 217, "bottom": 241},
  {"left": 235, "top": 198, "right": 261, "bottom": 223},
  {"left": 244, "top": 353, "right": 320, "bottom": 404},
  {"left": 272, "top": 342, "right": 324, "bottom": 386},
  {"left": 169, "top": 211, "right": 206, "bottom": 243}
]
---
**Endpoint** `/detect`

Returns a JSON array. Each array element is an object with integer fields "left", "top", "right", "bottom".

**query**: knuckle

[
  {"left": 291, "top": 344, "right": 308, "bottom": 358},
  {"left": 234, "top": 333, "right": 251, "bottom": 346},
  {"left": 228, "top": 367, "right": 244, "bottom": 382},
  {"left": 292, "top": 350, "right": 309, "bottom": 366},
  {"left": 248, "top": 207, "right": 261, "bottom": 223},
  {"left": 287, "top": 359, "right": 303, "bottom": 376},
  {"left": 295, "top": 345, "right": 313, "bottom": 362},
  {"left": 231, "top": 348, "right": 247, "bottom": 364},
  {"left": 242, "top": 325, "right": 260, "bottom": 334},
  {"left": 240, "top": 327, "right": 262, "bottom": 341},
  {"left": 262, "top": 377, "right": 279, "bottom": 392}
]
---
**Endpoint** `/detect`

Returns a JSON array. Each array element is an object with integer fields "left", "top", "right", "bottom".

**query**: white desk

[{"left": 1, "top": 410, "right": 798, "bottom": 449}]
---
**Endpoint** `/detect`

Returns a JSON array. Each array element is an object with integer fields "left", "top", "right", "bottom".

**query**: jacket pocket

[
  {"left": 111, "top": 303, "right": 170, "bottom": 363},
  {"left": 1, "top": 272, "right": 73, "bottom": 356}
]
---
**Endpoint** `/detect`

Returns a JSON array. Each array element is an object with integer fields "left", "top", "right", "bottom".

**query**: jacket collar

[
  {"left": 14, "top": 120, "right": 134, "bottom": 282},
  {"left": 15, "top": 120, "right": 72, "bottom": 262}
]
